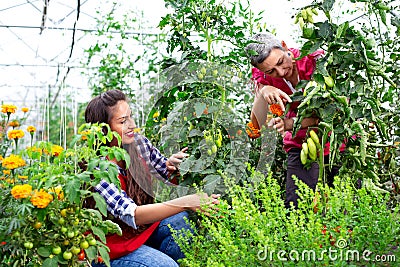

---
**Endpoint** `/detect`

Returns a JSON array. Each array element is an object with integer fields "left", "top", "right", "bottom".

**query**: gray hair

[{"left": 245, "top": 33, "right": 284, "bottom": 67}]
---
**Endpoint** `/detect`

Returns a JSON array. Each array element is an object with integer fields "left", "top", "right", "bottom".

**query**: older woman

[{"left": 245, "top": 33, "right": 338, "bottom": 209}]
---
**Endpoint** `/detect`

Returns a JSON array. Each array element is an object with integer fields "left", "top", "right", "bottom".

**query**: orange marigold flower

[
  {"left": 269, "top": 104, "right": 284, "bottom": 117},
  {"left": 1, "top": 104, "right": 17, "bottom": 114},
  {"left": 79, "top": 129, "right": 91, "bottom": 141},
  {"left": 21, "top": 107, "right": 29, "bottom": 113},
  {"left": 11, "top": 184, "right": 32, "bottom": 199},
  {"left": 18, "top": 175, "right": 28, "bottom": 180},
  {"left": 2, "top": 169, "right": 10, "bottom": 175},
  {"left": 27, "top": 126, "right": 36, "bottom": 133},
  {"left": 51, "top": 145, "right": 63, "bottom": 156},
  {"left": 0, "top": 155, "right": 3, "bottom": 161},
  {"left": 31, "top": 189, "right": 53, "bottom": 208},
  {"left": 246, "top": 121, "right": 261, "bottom": 139},
  {"left": 2, "top": 154, "right": 26, "bottom": 170},
  {"left": 8, "top": 120, "right": 20, "bottom": 128},
  {"left": 7, "top": 129, "right": 25, "bottom": 140}
]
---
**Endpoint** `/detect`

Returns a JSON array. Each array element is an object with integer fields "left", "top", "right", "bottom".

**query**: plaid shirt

[{"left": 94, "top": 134, "right": 170, "bottom": 229}]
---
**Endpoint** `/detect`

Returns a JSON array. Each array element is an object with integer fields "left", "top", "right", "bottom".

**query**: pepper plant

[{"left": 291, "top": 0, "right": 399, "bottom": 204}]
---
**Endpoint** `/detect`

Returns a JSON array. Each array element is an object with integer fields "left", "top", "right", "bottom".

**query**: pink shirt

[{"left": 252, "top": 48, "right": 329, "bottom": 154}]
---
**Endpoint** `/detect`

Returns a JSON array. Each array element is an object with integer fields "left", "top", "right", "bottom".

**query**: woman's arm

[
  {"left": 134, "top": 193, "right": 219, "bottom": 225},
  {"left": 95, "top": 179, "right": 219, "bottom": 227}
]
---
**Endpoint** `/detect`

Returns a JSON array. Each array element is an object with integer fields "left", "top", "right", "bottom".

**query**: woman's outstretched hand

[
  {"left": 166, "top": 147, "right": 189, "bottom": 171},
  {"left": 259, "top": 85, "right": 291, "bottom": 111}
]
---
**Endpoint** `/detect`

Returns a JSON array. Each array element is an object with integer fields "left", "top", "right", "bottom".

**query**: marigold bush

[{"left": 0, "top": 106, "right": 128, "bottom": 267}]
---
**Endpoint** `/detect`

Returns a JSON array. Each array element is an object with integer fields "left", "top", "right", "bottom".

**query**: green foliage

[
  {"left": 82, "top": 3, "right": 166, "bottom": 125},
  {"left": 159, "top": 0, "right": 264, "bottom": 67},
  {"left": 145, "top": 0, "right": 272, "bottom": 195},
  {"left": 292, "top": 0, "right": 399, "bottom": 201},
  {"left": 145, "top": 60, "right": 256, "bottom": 195},
  {"left": 175, "top": 168, "right": 400, "bottom": 266}
]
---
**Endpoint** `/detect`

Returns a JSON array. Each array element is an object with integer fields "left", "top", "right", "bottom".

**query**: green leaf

[
  {"left": 92, "top": 225, "right": 107, "bottom": 243},
  {"left": 379, "top": 9, "right": 387, "bottom": 25},
  {"left": 194, "top": 102, "right": 207, "bottom": 118},
  {"left": 322, "top": 0, "right": 335, "bottom": 11},
  {"left": 42, "top": 257, "right": 59, "bottom": 267},
  {"left": 93, "top": 192, "right": 108, "bottom": 217},
  {"left": 336, "top": 21, "right": 349, "bottom": 39},
  {"left": 88, "top": 158, "right": 100, "bottom": 172},
  {"left": 37, "top": 246, "right": 51, "bottom": 257},
  {"left": 65, "top": 177, "right": 81, "bottom": 203},
  {"left": 85, "top": 245, "right": 97, "bottom": 260},
  {"left": 99, "top": 246, "right": 111, "bottom": 267},
  {"left": 203, "top": 175, "right": 221, "bottom": 194}
]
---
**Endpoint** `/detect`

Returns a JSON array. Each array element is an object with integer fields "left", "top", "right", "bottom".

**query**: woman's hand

[
  {"left": 259, "top": 85, "right": 292, "bottom": 111},
  {"left": 267, "top": 117, "right": 285, "bottom": 136},
  {"left": 165, "top": 193, "right": 220, "bottom": 213},
  {"left": 166, "top": 147, "right": 189, "bottom": 172}
]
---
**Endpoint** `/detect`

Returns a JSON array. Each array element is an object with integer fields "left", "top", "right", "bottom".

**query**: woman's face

[
  {"left": 109, "top": 100, "right": 136, "bottom": 145},
  {"left": 257, "top": 48, "right": 294, "bottom": 79}
]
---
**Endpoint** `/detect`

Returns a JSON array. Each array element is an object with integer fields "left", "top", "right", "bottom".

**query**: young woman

[{"left": 85, "top": 89, "right": 219, "bottom": 267}]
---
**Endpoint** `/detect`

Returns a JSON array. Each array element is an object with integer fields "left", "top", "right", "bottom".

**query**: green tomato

[
  {"left": 60, "top": 209, "right": 68, "bottom": 217},
  {"left": 67, "top": 231, "right": 75, "bottom": 238},
  {"left": 63, "top": 251, "right": 73, "bottom": 260},
  {"left": 52, "top": 246, "right": 62, "bottom": 255},
  {"left": 80, "top": 240, "right": 89, "bottom": 249},
  {"left": 88, "top": 238, "right": 97, "bottom": 246},
  {"left": 71, "top": 246, "right": 81, "bottom": 255},
  {"left": 61, "top": 227, "right": 68, "bottom": 233},
  {"left": 24, "top": 241, "right": 33, "bottom": 249}
]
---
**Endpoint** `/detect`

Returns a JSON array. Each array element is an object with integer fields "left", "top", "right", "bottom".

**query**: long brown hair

[{"left": 84, "top": 89, "right": 154, "bottom": 214}]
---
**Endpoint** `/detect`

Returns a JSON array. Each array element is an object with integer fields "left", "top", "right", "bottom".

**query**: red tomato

[{"left": 78, "top": 250, "right": 85, "bottom": 261}]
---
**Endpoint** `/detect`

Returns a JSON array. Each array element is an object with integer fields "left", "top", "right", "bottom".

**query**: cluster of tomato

[{"left": 17, "top": 207, "right": 104, "bottom": 265}]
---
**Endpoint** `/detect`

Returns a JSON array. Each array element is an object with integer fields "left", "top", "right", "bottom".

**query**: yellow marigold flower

[
  {"left": 8, "top": 120, "right": 20, "bottom": 128},
  {"left": 2, "top": 154, "right": 26, "bottom": 170},
  {"left": 18, "top": 175, "right": 28, "bottom": 180},
  {"left": 1, "top": 104, "right": 17, "bottom": 114},
  {"left": 49, "top": 185, "right": 64, "bottom": 200},
  {"left": 6, "top": 178, "right": 15, "bottom": 184},
  {"left": 0, "top": 155, "right": 3, "bottom": 161},
  {"left": 21, "top": 107, "right": 29, "bottom": 113},
  {"left": 3, "top": 169, "right": 11, "bottom": 175},
  {"left": 133, "top": 128, "right": 141, "bottom": 133},
  {"left": 27, "top": 126, "right": 36, "bottom": 133},
  {"left": 153, "top": 111, "right": 160, "bottom": 118},
  {"left": 31, "top": 189, "right": 53, "bottom": 208},
  {"left": 7, "top": 129, "right": 25, "bottom": 140},
  {"left": 161, "top": 118, "right": 167, "bottom": 122},
  {"left": 51, "top": 145, "right": 63, "bottom": 156},
  {"left": 11, "top": 184, "right": 32, "bottom": 199}
]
